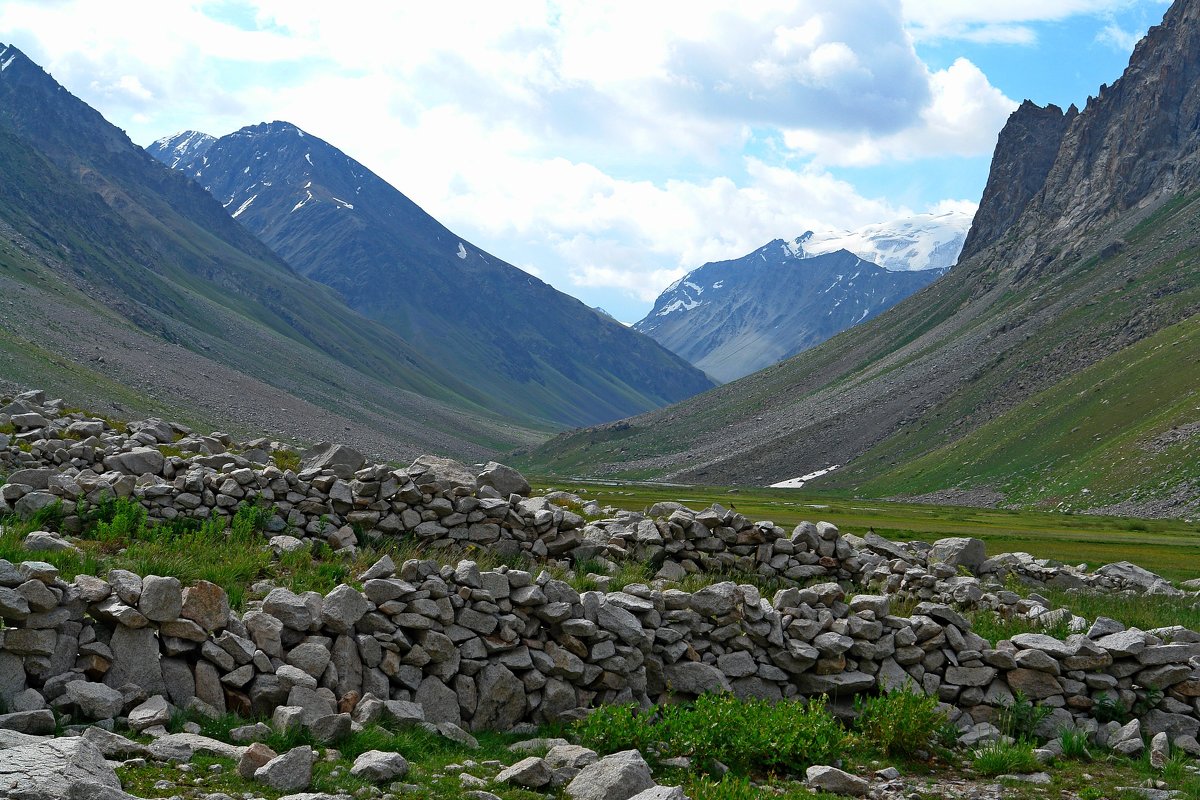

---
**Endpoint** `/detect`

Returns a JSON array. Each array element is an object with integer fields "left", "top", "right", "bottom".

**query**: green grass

[
  {"left": 968, "top": 610, "right": 1073, "bottom": 646},
  {"left": 858, "top": 315, "right": 1200, "bottom": 512},
  {"left": 972, "top": 739, "right": 1042, "bottom": 776},
  {"left": 1039, "top": 588, "right": 1200, "bottom": 632},
  {"left": 575, "top": 694, "right": 851, "bottom": 777},
  {"left": 533, "top": 480, "right": 1200, "bottom": 581}
]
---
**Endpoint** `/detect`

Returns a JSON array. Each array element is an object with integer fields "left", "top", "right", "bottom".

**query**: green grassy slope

[{"left": 856, "top": 315, "right": 1200, "bottom": 511}]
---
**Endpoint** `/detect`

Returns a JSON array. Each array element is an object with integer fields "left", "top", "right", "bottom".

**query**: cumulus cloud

[{"left": 0, "top": 0, "right": 1090, "bottom": 318}]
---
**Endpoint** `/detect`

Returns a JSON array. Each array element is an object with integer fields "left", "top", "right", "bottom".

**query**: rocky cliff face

[
  {"left": 960, "top": 101, "right": 1076, "bottom": 261},
  {"left": 967, "top": 0, "right": 1200, "bottom": 267}
]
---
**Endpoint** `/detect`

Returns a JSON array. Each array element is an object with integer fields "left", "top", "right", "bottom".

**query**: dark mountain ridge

[
  {"left": 151, "top": 123, "right": 714, "bottom": 428},
  {"left": 0, "top": 44, "right": 545, "bottom": 460}
]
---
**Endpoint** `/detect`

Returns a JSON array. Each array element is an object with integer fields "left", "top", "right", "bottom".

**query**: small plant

[
  {"left": 998, "top": 690, "right": 1051, "bottom": 742},
  {"left": 1132, "top": 687, "right": 1163, "bottom": 717},
  {"left": 853, "top": 685, "right": 948, "bottom": 758},
  {"left": 273, "top": 449, "right": 301, "bottom": 473},
  {"left": 1059, "top": 727, "right": 1092, "bottom": 760},
  {"left": 1093, "top": 692, "right": 1128, "bottom": 724},
  {"left": 972, "top": 738, "right": 1042, "bottom": 776}
]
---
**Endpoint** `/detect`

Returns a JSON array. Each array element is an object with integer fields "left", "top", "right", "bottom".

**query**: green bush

[
  {"left": 853, "top": 685, "right": 948, "bottom": 757},
  {"left": 998, "top": 690, "right": 1051, "bottom": 742},
  {"left": 972, "top": 739, "right": 1042, "bottom": 776},
  {"left": 574, "top": 693, "right": 849, "bottom": 777}
]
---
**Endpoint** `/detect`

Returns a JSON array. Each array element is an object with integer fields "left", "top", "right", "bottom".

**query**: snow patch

[
  {"left": 712, "top": 281, "right": 724, "bottom": 289},
  {"left": 684, "top": 280, "right": 703, "bottom": 295},
  {"left": 457, "top": 243, "right": 467, "bottom": 259},
  {"left": 242, "top": 166, "right": 249, "bottom": 174},
  {"left": 770, "top": 465, "right": 840, "bottom": 489},
  {"left": 332, "top": 197, "right": 354, "bottom": 210},
  {"left": 799, "top": 211, "right": 972, "bottom": 271},
  {"left": 656, "top": 297, "right": 700, "bottom": 316},
  {"left": 304, "top": 153, "right": 312, "bottom": 165},
  {"left": 1, "top": 55, "right": 17, "bottom": 72},
  {"left": 290, "top": 190, "right": 314, "bottom": 213},
  {"left": 232, "top": 194, "right": 258, "bottom": 218}
]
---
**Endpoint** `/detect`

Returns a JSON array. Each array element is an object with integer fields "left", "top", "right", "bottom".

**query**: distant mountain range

[
  {"left": 523, "top": 0, "right": 1200, "bottom": 517},
  {"left": 149, "top": 123, "right": 713, "bottom": 428},
  {"left": 634, "top": 213, "right": 967, "bottom": 382}
]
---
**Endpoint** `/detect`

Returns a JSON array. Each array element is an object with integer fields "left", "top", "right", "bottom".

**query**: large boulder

[
  {"left": 565, "top": 750, "right": 656, "bottom": 800},
  {"left": 408, "top": 455, "right": 476, "bottom": 492},
  {"left": 104, "top": 448, "right": 165, "bottom": 477},
  {"left": 300, "top": 442, "right": 365, "bottom": 480},
  {"left": 928, "top": 537, "right": 987, "bottom": 572},
  {"left": 254, "top": 745, "right": 314, "bottom": 792},
  {"left": 476, "top": 461, "right": 531, "bottom": 498},
  {"left": 0, "top": 737, "right": 123, "bottom": 797},
  {"left": 1096, "top": 562, "right": 1181, "bottom": 596}
]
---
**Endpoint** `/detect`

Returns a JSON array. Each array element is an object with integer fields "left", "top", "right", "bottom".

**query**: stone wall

[{"left": 4, "top": 388, "right": 1200, "bottom": 756}]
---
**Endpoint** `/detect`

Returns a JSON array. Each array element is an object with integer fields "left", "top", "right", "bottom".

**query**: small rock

[{"left": 805, "top": 765, "right": 869, "bottom": 797}]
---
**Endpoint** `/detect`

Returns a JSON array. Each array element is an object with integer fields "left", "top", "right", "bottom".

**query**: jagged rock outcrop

[{"left": 960, "top": 101, "right": 1076, "bottom": 261}]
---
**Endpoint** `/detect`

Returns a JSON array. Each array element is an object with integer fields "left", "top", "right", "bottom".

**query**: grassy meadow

[{"left": 534, "top": 479, "right": 1200, "bottom": 582}]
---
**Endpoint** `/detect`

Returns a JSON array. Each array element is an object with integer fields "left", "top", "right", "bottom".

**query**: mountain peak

[{"left": 148, "top": 130, "right": 216, "bottom": 169}]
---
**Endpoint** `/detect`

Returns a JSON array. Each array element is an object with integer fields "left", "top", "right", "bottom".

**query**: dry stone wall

[{"left": 4, "top": 388, "right": 1200, "bottom": 758}]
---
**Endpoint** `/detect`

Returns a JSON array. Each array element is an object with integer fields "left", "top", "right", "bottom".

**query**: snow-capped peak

[
  {"left": 149, "top": 130, "right": 216, "bottom": 170},
  {"left": 796, "top": 211, "right": 973, "bottom": 272}
]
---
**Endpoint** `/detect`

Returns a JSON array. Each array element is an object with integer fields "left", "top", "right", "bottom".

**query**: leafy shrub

[
  {"left": 272, "top": 449, "right": 301, "bottom": 473},
  {"left": 853, "top": 685, "right": 948, "bottom": 757},
  {"left": 998, "top": 690, "right": 1051, "bottom": 742},
  {"left": 574, "top": 693, "right": 849, "bottom": 777},
  {"left": 972, "top": 739, "right": 1042, "bottom": 776}
]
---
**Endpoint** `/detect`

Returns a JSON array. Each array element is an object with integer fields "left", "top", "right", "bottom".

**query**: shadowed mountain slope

[
  {"left": 0, "top": 44, "right": 547, "bottom": 460},
  {"left": 152, "top": 123, "right": 714, "bottom": 428}
]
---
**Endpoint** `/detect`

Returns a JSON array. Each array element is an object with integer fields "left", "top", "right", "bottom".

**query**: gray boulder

[
  {"left": 565, "top": 749, "right": 655, "bottom": 800},
  {"left": 476, "top": 462, "right": 531, "bottom": 498},
  {"left": 65, "top": 681, "right": 125, "bottom": 720},
  {"left": 255, "top": 745, "right": 315, "bottom": 792},
  {"left": 928, "top": 537, "right": 987, "bottom": 572},
  {"left": 0, "top": 738, "right": 122, "bottom": 797},
  {"left": 806, "top": 765, "right": 869, "bottom": 796},
  {"left": 494, "top": 756, "right": 552, "bottom": 788},
  {"left": 300, "top": 442, "right": 365, "bottom": 480},
  {"left": 350, "top": 750, "right": 410, "bottom": 783}
]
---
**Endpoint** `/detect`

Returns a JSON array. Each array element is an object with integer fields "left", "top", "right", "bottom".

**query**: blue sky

[{"left": 0, "top": 1, "right": 1172, "bottom": 321}]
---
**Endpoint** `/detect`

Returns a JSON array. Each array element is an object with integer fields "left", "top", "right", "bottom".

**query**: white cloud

[
  {"left": 0, "top": 0, "right": 1089, "bottom": 319},
  {"left": 783, "top": 58, "right": 1017, "bottom": 167},
  {"left": 900, "top": 0, "right": 1140, "bottom": 42},
  {"left": 1096, "top": 22, "right": 1146, "bottom": 51}
]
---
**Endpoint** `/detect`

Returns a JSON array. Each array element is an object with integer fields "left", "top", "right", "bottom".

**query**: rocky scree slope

[
  {"left": 0, "top": 44, "right": 550, "bottom": 462},
  {"left": 5, "top": 392, "right": 1200, "bottom": 798},
  {"left": 151, "top": 123, "right": 714, "bottom": 428},
  {"left": 634, "top": 237, "right": 948, "bottom": 383},
  {"left": 522, "top": 0, "right": 1200, "bottom": 516}
]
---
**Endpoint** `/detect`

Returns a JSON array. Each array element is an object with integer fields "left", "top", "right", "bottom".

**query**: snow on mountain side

[
  {"left": 634, "top": 241, "right": 945, "bottom": 382},
  {"left": 632, "top": 212, "right": 966, "bottom": 382},
  {"left": 801, "top": 211, "right": 972, "bottom": 271},
  {"left": 147, "top": 130, "right": 216, "bottom": 170}
]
